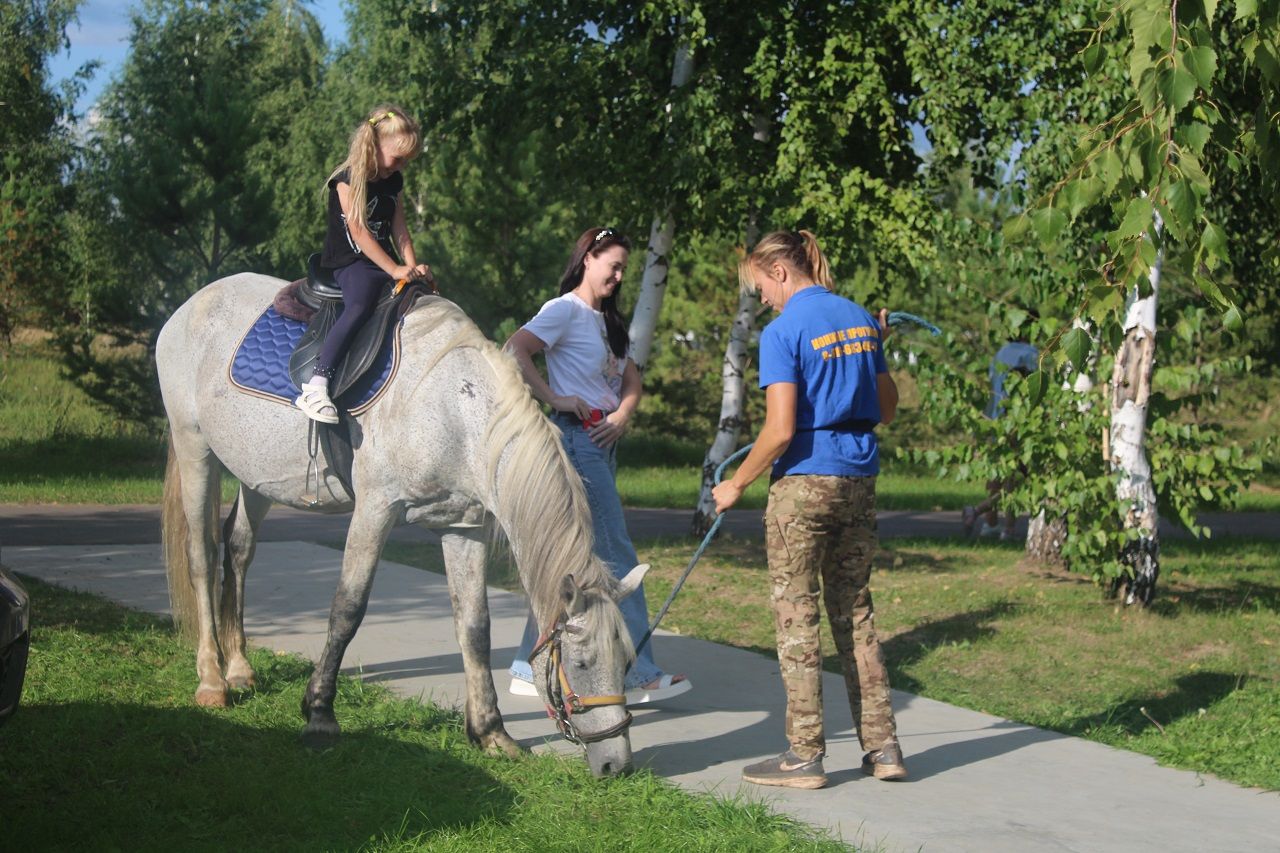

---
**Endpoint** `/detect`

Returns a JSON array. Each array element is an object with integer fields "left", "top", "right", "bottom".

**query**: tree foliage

[
  {"left": 61, "top": 0, "right": 327, "bottom": 420},
  {"left": 0, "top": 0, "right": 83, "bottom": 340}
]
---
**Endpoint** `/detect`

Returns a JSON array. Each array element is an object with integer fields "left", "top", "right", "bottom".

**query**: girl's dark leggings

[{"left": 313, "top": 261, "right": 388, "bottom": 380}]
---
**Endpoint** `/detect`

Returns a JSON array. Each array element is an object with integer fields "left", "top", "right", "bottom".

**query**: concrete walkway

[{"left": 7, "top": 539, "right": 1279, "bottom": 853}]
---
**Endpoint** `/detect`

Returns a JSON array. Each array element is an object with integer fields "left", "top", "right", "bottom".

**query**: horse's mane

[{"left": 406, "top": 298, "right": 633, "bottom": 661}]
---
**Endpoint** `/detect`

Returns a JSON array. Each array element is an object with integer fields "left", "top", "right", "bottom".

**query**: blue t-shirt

[{"left": 758, "top": 286, "right": 888, "bottom": 477}]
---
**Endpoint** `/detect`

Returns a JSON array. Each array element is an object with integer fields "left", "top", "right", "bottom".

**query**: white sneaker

[
  {"left": 295, "top": 382, "right": 339, "bottom": 424},
  {"left": 625, "top": 674, "right": 692, "bottom": 705},
  {"left": 508, "top": 677, "right": 539, "bottom": 697}
]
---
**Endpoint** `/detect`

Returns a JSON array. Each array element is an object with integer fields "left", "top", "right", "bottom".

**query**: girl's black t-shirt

[{"left": 320, "top": 168, "right": 403, "bottom": 270}]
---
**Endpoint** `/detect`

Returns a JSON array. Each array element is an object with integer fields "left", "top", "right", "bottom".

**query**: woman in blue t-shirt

[{"left": 712, "top": 230, "right": 906, "bottom": 790}]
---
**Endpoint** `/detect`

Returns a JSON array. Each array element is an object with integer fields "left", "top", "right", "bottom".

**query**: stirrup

[{"left": 295, "top": 382, "right": 339, "bottom": 424}]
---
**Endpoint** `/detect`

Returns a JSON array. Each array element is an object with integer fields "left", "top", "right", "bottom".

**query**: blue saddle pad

[{"left": 229, "top": 305, "right": 400, "bottom": 414}]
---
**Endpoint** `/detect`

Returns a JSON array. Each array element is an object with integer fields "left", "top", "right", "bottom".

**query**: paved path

[
  {"left": 7, "top": 539, "right": 1279, "bottom": 852},
  {"left": 1, "top": 503, "right": 1276, "bottom": 547}
]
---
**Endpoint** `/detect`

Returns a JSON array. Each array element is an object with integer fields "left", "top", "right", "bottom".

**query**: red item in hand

[{"left": 581, "top": 408, "right": 604, "bottom": 428}]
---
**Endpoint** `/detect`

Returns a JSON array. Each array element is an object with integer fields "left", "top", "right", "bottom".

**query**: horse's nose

[{"left": 597, "top": 759, "right": 634, "bottom": 778}]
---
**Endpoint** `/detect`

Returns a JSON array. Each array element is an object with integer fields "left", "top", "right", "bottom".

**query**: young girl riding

[{"left": 296, "top": 105, "right": 432, "bottom": 423}]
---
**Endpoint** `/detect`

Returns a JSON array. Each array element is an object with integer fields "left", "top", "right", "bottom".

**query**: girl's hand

[
  {"left": 550, "top": 395, "right": 592, "bottom": 421},
  {"left": 392, "top": 264, "right": 418, "bottom": 281},
  {"left": 588, "top": 410, "right": 628, "bottom": 448},
  {"left": 711, "top": 480, "right": 743, "bottom": 514},
  {"left": 412, "top": 263, "right": 434, "bottom": 284}
]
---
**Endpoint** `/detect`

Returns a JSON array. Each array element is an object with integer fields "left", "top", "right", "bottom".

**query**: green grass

[
  {"left": 615, "top": 463, "right": 985, "bottom": 511},
  {"left": 1, "top": 573, "right": 851, "bottom": 851},
  {"left": 380, "top": 536, "right": 1280, "bottom": 792}
]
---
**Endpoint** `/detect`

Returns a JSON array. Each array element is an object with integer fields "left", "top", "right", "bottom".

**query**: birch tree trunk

[
  {"left": 1109, "top": 244, "right": 1162, "bottom": 606},
  {"left": 626, "top": 37, "right": 693, "bottom": 372},
  {"left": 692, "top": 288, "right": 756, "bottom": 535},
  {"left": 690, "top": 111, "right": 771, "bottom": 536}
]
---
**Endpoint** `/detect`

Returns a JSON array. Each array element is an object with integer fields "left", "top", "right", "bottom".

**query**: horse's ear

[
  {"left": 613, "top": 563, "right": 650, "bottom": 602},
  {"left": 561, "top": 573, "right": 587, "bottom": 616}
]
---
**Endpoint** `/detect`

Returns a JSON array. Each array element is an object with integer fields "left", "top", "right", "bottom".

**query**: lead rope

[
  {"left": 634, "top": 442, "right": 752, "bottom": 656},
  {"left": 632, "top": 310, "right": 940, "bottom": 656}
]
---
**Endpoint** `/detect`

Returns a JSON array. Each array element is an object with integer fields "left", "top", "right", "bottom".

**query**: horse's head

[{"left": 528, "top": 563, "right": 650, "bottom": 778}]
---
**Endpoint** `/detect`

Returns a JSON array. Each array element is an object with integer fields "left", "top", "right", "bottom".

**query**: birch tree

[
  {"left": 1108, "top": 242, "right": 1162, "bottom": 604},
  {"left": 627, "top": 35, "right": 693, "bottom": 372},
  {"left": 1000, "top": 0, "right": 1277, "bottom": 602},
  {"left": 692, "top": 283, "right": 756, "bottom": 535}
]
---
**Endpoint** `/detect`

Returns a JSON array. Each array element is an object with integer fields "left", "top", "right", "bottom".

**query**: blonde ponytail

[
  {"left": 741, "top": 229, "right": 834, "bottom": 292},
  {"left": 798, "top": 230, "right": 832, "bottom": 289}
]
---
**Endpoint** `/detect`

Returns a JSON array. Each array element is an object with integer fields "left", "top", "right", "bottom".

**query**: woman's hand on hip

[
  {"left": 588, "top": 411, "right": 628, "bottom": 448},
  {"left": 550, "top": 395, "right": 592, "bottom": 420}
]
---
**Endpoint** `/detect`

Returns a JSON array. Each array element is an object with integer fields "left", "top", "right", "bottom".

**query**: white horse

[{"left": 156, "top": 273, "right": 643, "bottom": 777}]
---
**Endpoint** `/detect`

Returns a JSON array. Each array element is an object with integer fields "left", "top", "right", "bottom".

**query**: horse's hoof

[
  {"left": 483, "top": 734, "right": 524, "bottom": 759},
  {"left": 225, "top": 662, "right": 257, "bottom": 691},
  {"left": 300, "top": 717, "right": 341, "bottom": 750},
  {"left": 194, "top": 686, "right": 229, "bottom": 707},
  {"left": 225, "top": 673, "right": 256, "bottom": 691}
]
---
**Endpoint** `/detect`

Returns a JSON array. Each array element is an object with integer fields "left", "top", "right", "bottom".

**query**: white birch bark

[
  {"left": 690, "top": 111, "right": 772, "bottom": 535},
  {"left": 628, "top": 216, "right": 675, "bottom": 371},
  {"left": 626, "top": 37, "right": 693, "bottom": 371},
  {"left": 1110, "top": 240, "right": 1162, "bottom": 605},
  {"left": 692, "top": 288, "right": 756, "bottom": 535}
]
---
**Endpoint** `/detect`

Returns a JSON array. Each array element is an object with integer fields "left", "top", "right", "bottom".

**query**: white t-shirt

[{"left": 522, "top": 292, "right": 626, "bottom": 412}]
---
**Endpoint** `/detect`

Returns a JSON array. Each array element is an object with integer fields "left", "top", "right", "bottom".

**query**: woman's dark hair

[{"left": 559, "top": 227, "right": 633, "bottom": 358}]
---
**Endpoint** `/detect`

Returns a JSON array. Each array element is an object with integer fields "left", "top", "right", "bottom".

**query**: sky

[{"left": 47, "top": 0, "right": 350, "bottom": 114}]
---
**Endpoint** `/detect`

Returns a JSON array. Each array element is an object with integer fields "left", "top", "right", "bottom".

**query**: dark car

[{"left": 0, "top": 564, "right": 31, "bottom": 726}]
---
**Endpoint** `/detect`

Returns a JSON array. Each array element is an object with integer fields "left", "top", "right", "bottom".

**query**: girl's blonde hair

[
  {"left": 327, "top": 104, "right": 422, "bottom": 234},
  {"left": 737, "top": 229, "right": 833, "bottom": 294}
]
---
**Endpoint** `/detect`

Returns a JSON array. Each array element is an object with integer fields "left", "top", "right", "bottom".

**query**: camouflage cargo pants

[{"left": 765, "top": 474, "right": 897, "bottom": 761}]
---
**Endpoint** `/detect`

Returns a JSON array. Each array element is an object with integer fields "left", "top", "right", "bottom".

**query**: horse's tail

[{"left": 162, "top": 436, "right": 220, "bottom": 641}]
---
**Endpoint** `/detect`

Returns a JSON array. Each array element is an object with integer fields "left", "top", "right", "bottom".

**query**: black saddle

[
  {"left": 288, "top": 254, "right": 425, "bottom": 400},
  {"left": 289, "top": 253, "right": 435, "bottom": 501}
]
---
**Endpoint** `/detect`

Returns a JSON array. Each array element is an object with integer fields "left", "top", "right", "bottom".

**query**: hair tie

[{"left": 368, "top": 111, "right": 395, "bottom": 127}]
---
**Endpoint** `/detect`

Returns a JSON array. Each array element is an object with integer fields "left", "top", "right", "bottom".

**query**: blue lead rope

[
  {"left": 634, "top": 442, "right": 753, "bottom": 656},
  {"left": 632, "top": 309, "right": 939, "bottom": 656}
]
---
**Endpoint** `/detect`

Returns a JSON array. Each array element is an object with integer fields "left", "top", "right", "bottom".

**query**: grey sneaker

[
  {"left": 742, "top": 749, "right": 827, "bottom": 789},
  {"left": 861, "top": 740, "right": 908, "bottom": 780}
]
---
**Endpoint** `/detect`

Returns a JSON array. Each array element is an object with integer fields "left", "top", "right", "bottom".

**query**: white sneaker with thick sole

[
  {"left": 508, "top": 677, "right": 539, "bottom": 697},
  {"left": 295, "top": 382, "right": 339, "bottom": 424},
  {"left": 626, "top": 674, "right": 692, "bottom": 705}
]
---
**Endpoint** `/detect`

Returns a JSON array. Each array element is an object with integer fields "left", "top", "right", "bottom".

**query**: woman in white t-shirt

[{"left": 503, "top": 226, "right": 692, "bottom": 705}]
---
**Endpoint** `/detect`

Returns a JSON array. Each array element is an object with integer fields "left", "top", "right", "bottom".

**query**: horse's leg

[
  {"left": 219, "top": 486, "right": 272, "bottom": 690},
  {"left": 440, "top": 528, "right": 521, "bottom": 758},
  {"left": 300, "top": 500, "right": 396, "bottom": 747},
  {"left": 175, "top": 447, "right": 228, "bottom": 707}
]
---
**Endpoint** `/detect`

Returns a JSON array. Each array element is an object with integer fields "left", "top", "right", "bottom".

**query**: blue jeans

[{"left": 509, "top": 413, "right": 663, "bottom": 689}]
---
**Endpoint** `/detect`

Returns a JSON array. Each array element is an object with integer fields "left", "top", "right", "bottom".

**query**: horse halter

[{"left": 530, "top": 616, "right": 632, "bottom": 747}]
